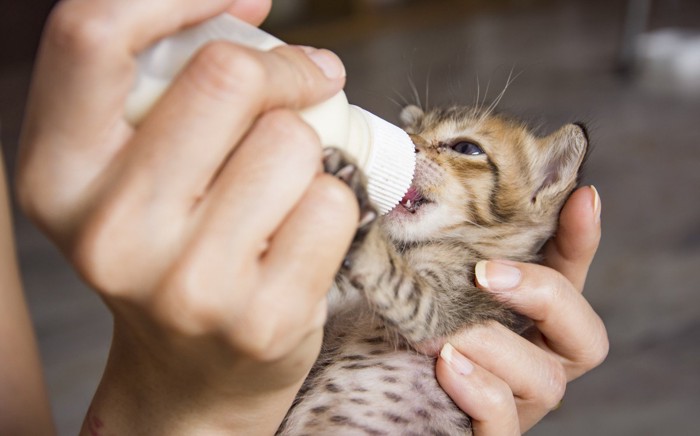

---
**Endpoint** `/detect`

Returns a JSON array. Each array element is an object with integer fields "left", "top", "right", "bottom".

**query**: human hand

[
  {"left": 436, "top": 186, "right": 608, "bottom": 434},
  {"left": 17, "top": 0, "right": 357, "bottom": 434}
]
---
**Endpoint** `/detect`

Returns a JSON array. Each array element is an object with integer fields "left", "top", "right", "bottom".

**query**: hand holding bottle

[
  {"left": 17, "top": 0, "right": 357, "bottom": 433},
  {"left": 126, "top": 13, "right": 415, "bottom": 214}
]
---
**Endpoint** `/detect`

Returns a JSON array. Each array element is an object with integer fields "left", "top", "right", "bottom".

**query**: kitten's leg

[{"left": 346, "top": 231, "right": 516, "bottom": 352}]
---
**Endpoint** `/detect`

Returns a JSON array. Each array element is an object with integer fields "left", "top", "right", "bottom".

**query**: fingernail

[
  {"left": 440, "top": 343, "right": 474, "bottom": 376},
  {"left": 298, "top": 46, "right": 346, "bottom": 79},
  {"left": 475, "top": 260, "right": 521, "bottom": 291},
  {"left": 590, "top": 185, "right": 601, "bottom": 224}
]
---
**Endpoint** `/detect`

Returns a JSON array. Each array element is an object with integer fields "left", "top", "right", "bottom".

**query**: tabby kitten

[{"left": 277, "top": 105, "right": 589, "bottom": 435}]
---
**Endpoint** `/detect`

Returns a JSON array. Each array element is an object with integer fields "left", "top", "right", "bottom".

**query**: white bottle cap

[{"left": 353, "top": 107, "right": 416, "bottom": 214}]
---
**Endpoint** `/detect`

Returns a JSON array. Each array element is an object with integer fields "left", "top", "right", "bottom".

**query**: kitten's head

[{"left": 382, "top": 105, "right": 588, "bottom": 260}]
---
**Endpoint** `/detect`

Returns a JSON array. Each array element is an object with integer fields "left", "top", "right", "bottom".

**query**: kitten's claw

[
  {"left": 336, "top": 164, "right": 357, "bottom": 184},
  {"left": 359, "top": 210, "right": 377, "bottom": 229},
  {"left": 323, "top": 147, "right": 336, "bottom": 159},
  {"left": 322, "top": 147, "right": 378, "bottom": 248}
]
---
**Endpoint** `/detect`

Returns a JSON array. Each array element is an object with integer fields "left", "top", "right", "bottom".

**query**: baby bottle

[{"left": 125, "top": 14, "right": 416, "bottom": 214}]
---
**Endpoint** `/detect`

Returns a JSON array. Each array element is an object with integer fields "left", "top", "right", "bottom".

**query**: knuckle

[
  {"left": 71, "top": 213, "right": 126, "bottom": 296},
  {"left": 258, "top": 110, "right": 321, "bottom": 153},
  {"left": 14, "top": 173, "right": 45, "bottom": 224},
  {"left": 541, "top": 361, "right": 568, "bottom": 409},
  {"left": 531, "top": 270, "right": 570, "bottom": 320},
  {"left": 582, "top": 324, "right": 610, "bottom": 368},
  {"left": 235, "top": 337, "right": 279, "bottom": 362},
  {"left": 158, "top": 272, "right": 225, "bottom": 335},
  {"left": 159, "top": 270, "right": 306, "bottom": 363},
  {"left": 593, "top": 334, "right": 611, "bottom": 366},
  {"left": 289, "top": 52, "right": 319, "bottom": 93},
  {"left": 312, "top": 175, "right": 358, "bottom": 211},
  {"left": 46, "top": 2, "right": 117, "bottom": 57},
  {"left": 189, "top": 42, "right": 266, "bottom": 101},
  {"left": 545, "top": 272, "right": 567, "bottom": 303},
  {"left": 227, "top": 291, "right": 315, "bottom": 362},
  {"left": 229, "top": 309, "right": 282, "bottom": 362},
  {"left": 274, "top": 46, "right": 335, "bottom": 96},
  {"left": 15, "top": 159, "right": 75, "bottom": 236},
  {"left": 479, "top": 378, "right": 515, "bottom": 415},
  {"left": 69, "top": 195, "right": 158, "bottom": 298}
]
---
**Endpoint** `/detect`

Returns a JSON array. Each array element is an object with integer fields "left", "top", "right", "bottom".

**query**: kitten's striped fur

[{"left": 278, "top": 105, "right": 589, "bottom": 435}]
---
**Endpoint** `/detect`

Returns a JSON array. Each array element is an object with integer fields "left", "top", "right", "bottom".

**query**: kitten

[{"left": 277, "top": 105, "right": 589, "bottom": 435}]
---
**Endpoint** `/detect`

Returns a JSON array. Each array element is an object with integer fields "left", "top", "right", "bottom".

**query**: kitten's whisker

[
  {"left": 482, "top": 79, "right": 492, "bottom": 111},
  {"left": 463, "top": 218, "right": 488, "bottom": 231},
  {"left": 481, "top": 67, "right": 522, "bottom": 123},
  {"left": 408, "top": 72, "right": 422, "bottom": 109},
  {"left": 472, "top": 78, "right": 493, "bottom": 129},
  {"left": 425, "top": 65, "right": 433, "bottom": 111},
  {"left": 391, "top": 88, "right": 412, "bottom": 108},
  {"left": 388, "top": 95, "right": 406, "bottom": 111},
  {"left": 474, "top": 74, "right": 481, "bottom": 112}
]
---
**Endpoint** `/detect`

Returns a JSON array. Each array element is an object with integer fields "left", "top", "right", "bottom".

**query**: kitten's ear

[
  {"left": 532, "top": 123, "right": 589, "bottom": 204},
  {"left": 400, "top": 105, "right": 424, "bottom": 130}
]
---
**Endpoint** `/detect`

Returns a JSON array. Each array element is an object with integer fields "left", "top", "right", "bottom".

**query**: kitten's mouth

[{"left": 399, "top": 186, "right": 430, "bottom": 213}]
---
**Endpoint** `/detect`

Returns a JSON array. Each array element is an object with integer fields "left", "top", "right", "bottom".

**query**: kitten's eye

[{"left": 452, "top": 141, "right": 484, "bottom": 156}]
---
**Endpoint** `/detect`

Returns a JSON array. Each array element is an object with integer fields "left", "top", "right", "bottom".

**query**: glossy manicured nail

[
  {"left": 475, "top": 260, "right": 522, "bottom": 291},
  {"left": 440, "top": 343, "right": 474, "bottom": 376},
  {"left": 298, "top": 46, "right": 346, "bottom": 79}
]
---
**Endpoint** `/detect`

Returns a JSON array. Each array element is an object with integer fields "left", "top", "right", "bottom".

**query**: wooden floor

[{"left": 2, "top": 0, "right": 699, "bottom": 434}]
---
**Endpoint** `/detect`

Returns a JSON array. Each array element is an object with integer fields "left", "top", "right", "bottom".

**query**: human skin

[
  {"left": 14, "top": 0, "right": 608, "bottom": 434},
  {"left": 18, "top": 0, "right": 356, "bottom": 434},
  {"left": 437, "top": 186, "right": 608, "bottom": 434},
  {"left": 0, "top": 153, "right": 55, "bottom": 436}
]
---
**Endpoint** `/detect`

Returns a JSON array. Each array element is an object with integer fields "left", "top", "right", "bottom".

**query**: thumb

[
  {"left": 542, "top": 186, "right": 602, "bottom": 292},
  {"left": 226, "top": 0, "right": 272, "bottom": 26}
]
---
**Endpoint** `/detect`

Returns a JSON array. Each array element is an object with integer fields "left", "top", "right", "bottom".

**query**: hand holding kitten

[{"left": 437, "top": 186, "right": 608, "bottom": 434}]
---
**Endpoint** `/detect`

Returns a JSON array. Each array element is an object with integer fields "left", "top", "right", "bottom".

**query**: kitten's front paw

[{"left": 323, "top": 147, "right": 378, "bottom": 244}]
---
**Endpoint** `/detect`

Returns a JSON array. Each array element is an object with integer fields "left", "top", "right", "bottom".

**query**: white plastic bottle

[{"left": 125, "top": 14, "right": 415, "bottom": 214}]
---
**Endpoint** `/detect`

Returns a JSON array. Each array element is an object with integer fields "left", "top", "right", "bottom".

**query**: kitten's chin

[
  {"left": 388, "top": 200, "right": 432, "bottom": 217},
  {"left": 382, "top": 201, "right": 439, "bottom": 243},
  {"left": 385, "top": 201, "right": 433, "bottom": 224}
]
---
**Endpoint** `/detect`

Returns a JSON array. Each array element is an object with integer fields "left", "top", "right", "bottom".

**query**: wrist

[
  {"left": 83, "top": 383, "right": 301, "bottom": 436},
  {"left": 81, "top": 324, "right": 310, "bottom": 435}
]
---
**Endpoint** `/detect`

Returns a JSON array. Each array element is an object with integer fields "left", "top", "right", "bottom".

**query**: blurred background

[{"left": 2, "top": 0, "right": 699, "bottom": 434}]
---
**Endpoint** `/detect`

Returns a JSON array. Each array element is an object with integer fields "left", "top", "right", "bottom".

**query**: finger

[
  {"left": 449, "top": 323, "right": 567, "bottom": 409},
  {"left": 148, "top": 110, "right": 328, "bottom": 352},
  {"left": 192, "top": 109, "right": 325, "bottom": 262},
  {"left": 250, "top": 175, "right": 357, "bottom": 353},
  {"left": 437, "top": 344, "right": 520, "bottom": 435},
  {"left": 226, "top": 0, "right": 272, "bottom": 26},
  {"left": 18, "top": 0, "right": 240, "bottom": 220},
  {"left": 262, "top": 173, "right": 358, "bottom": 302},
  {"left": 124, "top": 43, "right": 345, "bottom": 209},
  {"left": 475, "top": 261, "right": 609, "bottom": 377},
  {"left": 167, "top": 171, "right": 355, "bottom": 362},
  {"left": 542, "top": 186, "right": 601, "bottom": 292},
  {"left": 27, "top": 0, "right": 237, "bottom": 146},
  {"left": 447, "top": 323, "right": 566, "bottom": 431}
]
